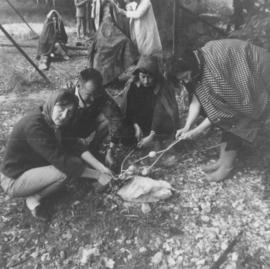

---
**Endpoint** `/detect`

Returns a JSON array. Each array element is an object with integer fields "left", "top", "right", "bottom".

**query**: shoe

[
  {"left": 30, "top": 203, "right": 50, "bottom": 221},
  {"left": 63, "top": 55, "right": 70, "bottom": 61}
]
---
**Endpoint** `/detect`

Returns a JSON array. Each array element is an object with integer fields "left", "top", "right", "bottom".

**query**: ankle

[{"left": 26, "top": 194, "right": 41, "bottom": 211}]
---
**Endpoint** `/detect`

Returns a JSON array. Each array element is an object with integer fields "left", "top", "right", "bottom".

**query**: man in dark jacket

[
  {"left": 37, "top": 10, "right": 69, "bottom": 70},
  {"left": 69, "top": 68, "right": 123, "bottom": 160}
]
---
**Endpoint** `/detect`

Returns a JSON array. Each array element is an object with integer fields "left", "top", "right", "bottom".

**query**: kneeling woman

[
  {"left": 37, "top": 10, "right": 70, "bottom": 70},
  {"left": 0, "top": 89, "right": 112, "bottom": 220},
  {"left": 108, "top": 55, "right": 179, "bottom": 155}
]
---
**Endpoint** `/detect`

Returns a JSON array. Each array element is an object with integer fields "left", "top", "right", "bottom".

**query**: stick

[
  {"left": 209, "top": 231, "right": 243, "bottom": 269},
  {"left": 0, "top": 24, "right": 51, "bottom": 84},
  {"left": 148, "top": 138, "right": 183, "bottom": 170},
  {"left": 5, "top": 0, "right": 39, "bottom": 38},
  {"left": 172, "top": 0, "right": 177, "bottom": 55},
  {"left": 120, "top": 148, "right": 135, "bottom": 172},
  {"left": 0, "top": 43, "right": 88, "bottom": 51}
]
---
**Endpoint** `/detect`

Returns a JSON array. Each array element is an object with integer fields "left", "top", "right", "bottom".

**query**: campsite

[{"left": 1, "top": 0, "right": 270, "bottom": 268}]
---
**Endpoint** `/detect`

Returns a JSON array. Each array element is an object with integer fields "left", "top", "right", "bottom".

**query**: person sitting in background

[
  {"left": 37, "top": 10, "right": 69, "bottom": 70},
  {"left": 0, "top": 89, "right": 112, "bottom": 221},
  {"left": 105, "top": 55, "right": 179, "bottom": 166},
  {"left": 170, "top": 39, "right": 270, "bottom": 182},
  {"left": 116, "top": 0, "right": 162, "bottom": 56}
]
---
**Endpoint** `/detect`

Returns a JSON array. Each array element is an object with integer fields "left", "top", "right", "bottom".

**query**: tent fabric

[{"left": 89, "top": 2, "right": 138, "bottom": 85}]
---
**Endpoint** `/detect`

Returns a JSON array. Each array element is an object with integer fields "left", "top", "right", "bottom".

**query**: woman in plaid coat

[{"left": 171, "top": 39, "right": 270, "bottom": 181}]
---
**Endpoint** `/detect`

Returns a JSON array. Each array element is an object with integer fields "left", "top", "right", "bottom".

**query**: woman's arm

[
  {"left": 125, "top": 0, "right": 151, "bottom": 19},
  {"left": 75, "top": 0, "right": 88, "bottom": 7},
  {"left": 185, "top": 94, "right": 201, "bottom": 129},
  {"left": 176, "top": 94, "right": 201, "bottom": 138},
  {"left": 81, "top": 151, "right": 112, "bottom": 175},
  {"left": 180, "top": 117, "right": 212, "bottom": 140}
]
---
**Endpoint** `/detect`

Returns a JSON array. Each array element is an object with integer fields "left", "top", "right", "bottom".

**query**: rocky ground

[{"left": 1, "top": 3, "right": 270, "bottom": 269}]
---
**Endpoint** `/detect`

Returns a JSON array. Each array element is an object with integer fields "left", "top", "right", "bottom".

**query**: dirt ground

[{"left": 1, "top": 2, "right": 270, "bottom": 269}]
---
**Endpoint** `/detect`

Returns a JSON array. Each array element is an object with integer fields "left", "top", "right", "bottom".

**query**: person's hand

[
  {"left": 98, "top": 172, "right": 112, "bottom": 186},
  {"left": 105, "top": 149, "right": 114, "bottom": 168},
  {"left": 179, "top": 129, "right": 199, "bottom": 140},
  {"left": 97, "top": 166, "right": 113, "bottom": 186},
  {"left": 117, "top": 7, "right": 126, "bottom": 16},
  {"left": 134, "top": 124, "right": 143, "bottom": 141},
  {"left": 137, "top": 133, "right": 155, "bottom": 148},
  {"left": 99, "top": 166, "right": 113, "bottom": 176},
  {"left": 175, "top": 125, "right": 190, "bottom": 140}
]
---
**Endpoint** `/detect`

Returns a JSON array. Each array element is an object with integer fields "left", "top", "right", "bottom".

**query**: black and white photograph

[{"left": 0, "top": 0, "right": 270, "bottom": 268}]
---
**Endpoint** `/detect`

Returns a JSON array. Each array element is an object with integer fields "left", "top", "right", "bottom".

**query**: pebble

[
  {"left": 151, "top": 251, "right": 163, "bottom": 265},
  {"left": 141, "top": 203, "right": 151, "bottom": 214},
  {"left": 139, "top": 247, "right": 147, "bottom": 253},
  {"left": 201, "top": 215, "right": 210, "bottom": 222}
]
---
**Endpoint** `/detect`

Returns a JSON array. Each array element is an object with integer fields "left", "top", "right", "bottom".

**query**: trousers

[{"left": 0, "top": 165, "right": 67, "bottom": 199}]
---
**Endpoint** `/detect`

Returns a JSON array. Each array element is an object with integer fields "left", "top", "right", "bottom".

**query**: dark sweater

[
  {"left": 126, "top": 83, "right": 156, "bottom": 134},
  {"left": 70, "top": 92, "right": 123, "bottom": 143},
  {"left": 1, "top": 111, "right": 86, "bottom": 179}
]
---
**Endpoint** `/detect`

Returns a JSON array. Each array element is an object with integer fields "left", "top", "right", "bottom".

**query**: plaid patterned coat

[{"left": 194, "top": 39, "right": 270, "bottom": 143}]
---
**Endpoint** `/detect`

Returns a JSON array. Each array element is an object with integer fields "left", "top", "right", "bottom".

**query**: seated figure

[
  {"left": 0, "top": 89, "right": 112, "bottom": 220},
  {"left": 37, "top": 10, "right": 70, "bottom": 70},
  {"left": 106, "top": 55, "right": 180, "bottom": 166}
]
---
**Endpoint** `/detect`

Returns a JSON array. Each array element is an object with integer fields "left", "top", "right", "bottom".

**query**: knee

[
  {"left": 0, "top": 174, "right": 16, "bottom": 198},
  {"left": 55, "top": 171, "right": 67, "bottom": 184}
]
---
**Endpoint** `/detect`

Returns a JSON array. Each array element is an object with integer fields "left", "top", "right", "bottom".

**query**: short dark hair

[
  {"left": 55, "top": 88, "right": 78, "bottom": 107},
  {"left": 168, "top": 49, "right": 199, "bottom": 75},
  {"left": 79, "top": 68, "right": 103, "bottom": 88}
]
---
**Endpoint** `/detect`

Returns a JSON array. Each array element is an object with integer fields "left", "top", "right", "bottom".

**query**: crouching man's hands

[
  {"left": 97, "top": 166, "right": 113, "bottom": 186},
  {"left": 137, "top": 130, "right": 155, "bottom": 148},
  {"left": 105, "top": 143, "right": 115, "bottom": 168}
]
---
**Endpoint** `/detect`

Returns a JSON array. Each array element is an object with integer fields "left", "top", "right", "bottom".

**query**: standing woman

[
  {"left": 116, "top": 0, "right": 163, "bottom": 56},
  {"left": 0, "top": 89, "right": 112, "bottom": 220},
  {"left": 37, "top": 10, "right": 70, "bottom": 70}
]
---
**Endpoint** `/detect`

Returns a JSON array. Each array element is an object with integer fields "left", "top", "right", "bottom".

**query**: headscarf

[
  {"left": 42, "top": 89, "right": 78, "bottom": 128},
  {"left": 133, "top": 55, "right": 161, "bottom": 82},
  {"left": 37, "top": 9, "right": 67, "bottom": 57},
  {"left": 45, "top": 9, "right": 63, "bottom": 31}
]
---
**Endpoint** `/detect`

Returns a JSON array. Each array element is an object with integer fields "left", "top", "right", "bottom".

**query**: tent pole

[
  {"left": 5, "top": 0, "right": 39, "bottom": 38},
  {"left": 0, "top": 24, "right": 51, "bottom": 84},
  {"left": 172, "top": 0, "right": 177, "bottom": 55}
]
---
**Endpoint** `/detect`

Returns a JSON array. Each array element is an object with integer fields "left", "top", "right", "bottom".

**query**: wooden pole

[
  {"left": 5, "top": 0, "right": 39, "bottom": 38},
  {"left": 0, "top": 24, "right": 50, "bottom": 84},
  {"left": 0, "top": 42, "right": 88, "bottom": 51},
  {"left": 172, "top": 0, "right": 177, "bottom": 55}
]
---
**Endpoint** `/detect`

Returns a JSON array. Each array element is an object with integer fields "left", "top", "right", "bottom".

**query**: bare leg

[{"left": 201, "top": 142, "right": 226, "bottom": 173}]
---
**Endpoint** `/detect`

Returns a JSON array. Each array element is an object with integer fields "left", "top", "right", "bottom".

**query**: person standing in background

[
  {"left": 115, "top": 0, "right": 163, "bottom": 56},
  {"left": 74, "top": 0, "right": 89, "bottom": 39}
]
